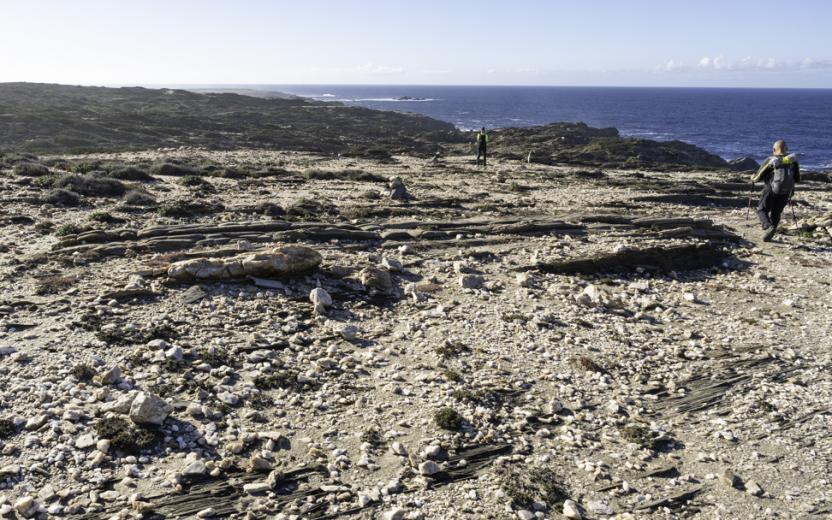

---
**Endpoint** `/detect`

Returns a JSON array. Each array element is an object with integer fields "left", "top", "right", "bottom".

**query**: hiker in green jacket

[
  {"left": 752, "top": 140, "right": 800, "bottom": 242},
  {"left": 475, "top": 127, "right": 489, "bottom": 167}
]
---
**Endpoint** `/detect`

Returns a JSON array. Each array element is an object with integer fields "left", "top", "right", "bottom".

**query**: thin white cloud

[
  {"left": 355, "top": 63, "right": 404, "bottom": 75},
  {"left": 660, "top": 56, "right": 832, "bottom": 73}
]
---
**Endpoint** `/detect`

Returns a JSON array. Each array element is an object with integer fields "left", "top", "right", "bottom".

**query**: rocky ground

[{"left": 0, "top": 149, "right": 831, "bottom": 520}]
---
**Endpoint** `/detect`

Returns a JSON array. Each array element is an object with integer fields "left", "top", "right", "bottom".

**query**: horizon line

[{"left": 2, "top": 81, "right": 832, "bottom": 91}]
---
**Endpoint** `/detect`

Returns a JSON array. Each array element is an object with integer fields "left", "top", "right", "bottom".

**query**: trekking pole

[
  {"left": 789, "top": 192, "right": 797, "bottom": 225},
  {"left": 745, "top": 183, "right": 754, "bottom": 224}
]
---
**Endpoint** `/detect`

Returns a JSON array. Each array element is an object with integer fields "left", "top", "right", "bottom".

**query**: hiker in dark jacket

[
  {"left": 475, "top": 127, "right": 488, "bottom": 167},
  {"left": 752, "top": 139, "right": 800, "bottom": 242}
]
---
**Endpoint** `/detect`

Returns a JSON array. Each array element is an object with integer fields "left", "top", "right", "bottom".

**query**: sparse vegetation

[
  {"left": 622, "top": 424, "right": 670, "bottom": 450},
  {"left": 179, "top": 175, "right": 216, "bottom": 193},
  {"left": 571, "top": 355, "right": 605, "bottom": 374},
  {"left": 256, "top": 202, "right": 284, "bottom": 217},
  {"left": 0, "top": 418, "right": 17, "bottom": 439},
  {"left": 360, "top": 427, "right": 383, "bottom": 448},
  {"left": 123, "top": 189, "right": 157, "bottom": 206},
  {"left": 253, "top": 370, "right": 316, "bottom": 392},
  {"left": 94, "top": 417, "right": 162, "bottom": 454},
  {"left": 52, "top": 174, "right": 126, "bottom": 197},
  {"left": 89, "top": 211, "right": 124, "bottom": 224},
  {"left": 433, "top": 407, "right": 464, "bottom": 430},
  {"left": 55, "top": 223, "right": 82, "bottom": 236},
  {"left": 200, "top": 348, "right": 236, "bottom": 368},
  {"left": 286, "top": 197, "right": 338, "bottom": 218},
  {"left": 108, "top": 166, "right": 153, "bottom": 181},
  {"left": 434, "top": 340, "right": 470, "bottom": 358},
  {"left": 44, "top": 188, "right": 81, "bottom": 206},
  {"left": 35, "top": 274, "right": 77, "bottom": 295},
  {"left": 150, "top": 162, "right": 200, "bottom": 177},
  {"left": 499, "top": 466, "right": 568, "bottom": 509},
  {"left": 442, "top": 369, "right": 464, "bottom": 383},
  {"left": 0, "top": 419, "right": 17, "bottom": 439},
  {"left": 70, "top": 364, "right": 97, "bottom": 382},
  {"left": 157, "top": 200, "right": 222, "bottom": 217},
  {"left": 302, "top": 168, "right": 386, "bottom": 182},
  {"left": 13, "top": 162, "right": 49, "bottom": 177},
  {"left": 95, "top": 324, "right": 178, "bottom": 346}
]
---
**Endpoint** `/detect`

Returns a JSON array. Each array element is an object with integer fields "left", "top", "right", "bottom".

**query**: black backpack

[{"left": 769, "top": 154, "right": 797, "bottom": 195}]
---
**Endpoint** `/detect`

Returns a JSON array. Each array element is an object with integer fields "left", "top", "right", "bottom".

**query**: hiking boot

[{"left": 763, "top": 226, "right": 777, "bottom": 242}]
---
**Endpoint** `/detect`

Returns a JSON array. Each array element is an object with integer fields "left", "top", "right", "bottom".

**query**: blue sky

[{"left": 2, "top": 0, "right": 831, "bottom": 87}]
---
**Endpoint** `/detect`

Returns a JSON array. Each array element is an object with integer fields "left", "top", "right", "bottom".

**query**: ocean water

[{"left": 260, "top": 85, "right": 832, "bottom": 171}]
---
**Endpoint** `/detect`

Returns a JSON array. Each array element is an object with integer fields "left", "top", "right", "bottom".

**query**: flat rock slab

[
  {"left": 168, "top": 246, "right": 322, "bottom": 282},
  {"left": 536, "top": 243, "right": 734, "bottom": 276}
]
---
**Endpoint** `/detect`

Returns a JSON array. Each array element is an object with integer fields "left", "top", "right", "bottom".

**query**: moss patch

[
  {"left": 499, "top": 466, "right": 568, "bottom": 509},
  {"left": 94, "top": 417, "right": 162, "bottom": 454}
]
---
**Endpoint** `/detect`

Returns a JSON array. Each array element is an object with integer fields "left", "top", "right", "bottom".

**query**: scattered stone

[
  {"left": 721, "top": 468, "right": 741, "bottom": 489},
  {"left": 383, "top": 507, "right": 406, "bottom": 520},
  {"left": 388, "top": 177, "right": 410, "bottom": 200},
  {"left": 14, "top": 496, "right": 38, "bottom": 518},
  {"left": 418, "top": 460, "right": 441, "bottom": 476},
  {"left": 563, "top": 499, "right": 582, "bottom": 519},
  {"left": 129, "top": 392, "right": 172, "bottom": 426},
  {"left": 459, "top": 274, "right": 484, "bottom": 289},
  {"left": 746, "top": 480, "right": 764, "bottom": 497},
  {"left": 310, "top": 287, "right": 332, "bottom": 315}
]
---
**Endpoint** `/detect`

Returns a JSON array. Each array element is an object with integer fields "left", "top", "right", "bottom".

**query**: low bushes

[{"left": 53, "top": 174, "right": 126, "bottom": 197}]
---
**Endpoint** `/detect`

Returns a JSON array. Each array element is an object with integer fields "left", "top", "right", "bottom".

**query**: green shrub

[
  {"left": 256, "top": 202, "right": 284, "bottom": 217},
  {"left": 179, "top": 175, "right": 215, "bottom": 192},
  {"left": 211, "top": 167, "right": 247, "bottom": 179},
  {"left": 302, "top": 168, "right": 386, "bottom": 182},
  {"left": 108, "top": 166, "right": 153, "bottom": 181},
  {"left": 34, "top": 175, "right": 60, "bottom": 188},
  {"left": 94, "top": 417, "right": 162, "bottom": 454},
  {"left": 53, "top": 174, "right": 126, "bottom": 197},
  {"left": 72, "top": 161, "right": 102, "bottom": 174},
  {"left": 150, "top": 162, "right": 199, "bottom": 176},
  {"left": 55, "top": 223, "right": 82, "bottom": 236},
  {"left": 0, "top": 418, "right": 17, "bottom": 439},
  {"left": 433, "top": 407, "right": 464, "bottom": 430},
  {"left": 13, "top": 162, "right": 49, "bottom": 177},
  {"left": 157, "top": 200, "right": 221, "bottom": 217},
  {"left": 44, "top": 189, "right": 81, "bottom": 207},
  {"left": 89, "top": 211, "right": 124, "bottom": 224},
  {"left": 499, "top": 466, "right": 567, "bottom": 509},
  {"left": 70, "top": 364, "right": 96, "bottom": 382},
  {"left": 123, "top": 190, "right": 157, "bottom": 206}
]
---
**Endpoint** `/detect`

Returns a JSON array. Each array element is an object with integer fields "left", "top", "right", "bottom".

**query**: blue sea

[{"left": 259, "top": 85, "right": 832, "bottom": 171}]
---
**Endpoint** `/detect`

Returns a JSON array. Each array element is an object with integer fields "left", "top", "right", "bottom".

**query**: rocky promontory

[{"left": 2, "top": 83, "right": 739, "bottom": 171}]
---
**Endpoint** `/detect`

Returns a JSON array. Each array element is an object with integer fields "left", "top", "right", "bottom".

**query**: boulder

[
  {"left": 129, "top": 392, "right": 172, "bottom": 426},
  {"left": 168, "top": 246, "right": 322, "bottom": 282},
  {"left": 729, "top": 156, "right": 760, "bottom": 171},
  {"left": 359, "top": 267, "right": 394, "bottom": 294}
]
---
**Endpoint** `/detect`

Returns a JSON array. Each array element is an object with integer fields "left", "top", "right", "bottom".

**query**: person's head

[
  {"left": 773, "top": 140, "right": 788, "bottom": 155},
  {"left": 481, "top": 127, "right": 486, "bottom": 133}
]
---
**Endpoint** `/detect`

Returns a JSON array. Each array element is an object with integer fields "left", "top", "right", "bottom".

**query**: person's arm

[
  {"left": 794, "top": 160, "right": 800, "bottom": 183},
  {"left": 751, "top": 158, "right": 772, "bottom": 183}
]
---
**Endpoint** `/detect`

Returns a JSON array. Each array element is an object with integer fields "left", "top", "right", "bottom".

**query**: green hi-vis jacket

[
  {"left": 751, "top": 153, "right": 799, "bottom": 183},
  {"left": 476, "top": 132, "right": 489, "bottom": 145}
]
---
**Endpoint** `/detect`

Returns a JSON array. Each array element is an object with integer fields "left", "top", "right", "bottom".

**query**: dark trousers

[
  {"left": 476, "top": 145, "right": 487, "bottom": 166},
  {"left": 756, "top": 186, "right": 790, "bottom": 229}
]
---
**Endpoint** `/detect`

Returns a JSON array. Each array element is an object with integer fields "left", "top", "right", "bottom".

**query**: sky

[{"left": 2, "top": 0, "right": 831, "bottom": 88}]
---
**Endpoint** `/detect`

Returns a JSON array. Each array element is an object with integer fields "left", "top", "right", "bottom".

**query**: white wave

[{"left": 353, "top": 97, "right": 438, "bottom": 102}]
